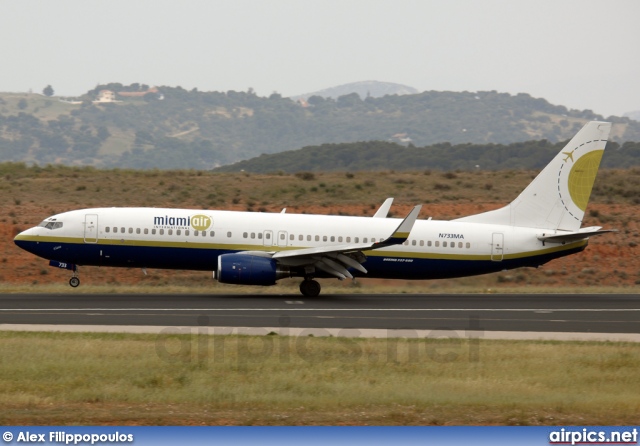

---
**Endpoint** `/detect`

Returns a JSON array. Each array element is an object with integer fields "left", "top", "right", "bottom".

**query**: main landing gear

[{"left": 299, "top": 278, "right": 321, "bottom": 297}]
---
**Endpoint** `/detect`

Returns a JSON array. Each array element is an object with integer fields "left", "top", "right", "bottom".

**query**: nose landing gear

[
  {"left": 48, "top": 260, "right": 80, "bottom": 287},
  {"left": 68, "top": 264, "right": 80, "bottom": 287}
]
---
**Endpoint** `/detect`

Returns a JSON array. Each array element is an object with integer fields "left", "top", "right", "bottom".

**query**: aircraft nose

[{"left": 14, "top": 228, "right": 35, "bottom": 252}]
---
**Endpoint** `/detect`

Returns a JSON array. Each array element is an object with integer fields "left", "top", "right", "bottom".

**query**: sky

[{"left": 1, "top": 0, "right": 638, "bottom": 117}]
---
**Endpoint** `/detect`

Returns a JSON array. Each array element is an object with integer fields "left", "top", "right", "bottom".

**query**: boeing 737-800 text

[{"left": 14, "top": 121, "right": 614, "bottom": 297}]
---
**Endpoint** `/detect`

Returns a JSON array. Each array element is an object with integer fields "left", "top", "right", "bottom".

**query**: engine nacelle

[{"left": 215, "top": 253, "right": 289, "bottom": 286}]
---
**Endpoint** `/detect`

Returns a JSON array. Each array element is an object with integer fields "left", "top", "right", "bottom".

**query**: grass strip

[{"left": 0, "top": 331, "right": 639, "bottom": 425}]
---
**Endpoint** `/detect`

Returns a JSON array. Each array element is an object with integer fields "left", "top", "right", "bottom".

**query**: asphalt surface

[{"left": 0, "top": 293, "right": 639, "bottom": 334}]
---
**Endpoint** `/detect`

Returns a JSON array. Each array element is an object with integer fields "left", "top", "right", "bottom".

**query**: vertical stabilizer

[{"left": 455, "top": 121, "right": 611, "bottom": 231}]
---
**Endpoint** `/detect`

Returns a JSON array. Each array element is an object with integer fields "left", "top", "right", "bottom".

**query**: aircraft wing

[
  {"left": 537, "top": 226, "right": 617, "bottom": 244},
  {"left": 271, "top": 205, "right": 421, "bottom": 279}
]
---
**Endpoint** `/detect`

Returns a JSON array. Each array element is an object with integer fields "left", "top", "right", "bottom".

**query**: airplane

[{"left": 14, "top": 121, "right": 614, "bottom": 297}]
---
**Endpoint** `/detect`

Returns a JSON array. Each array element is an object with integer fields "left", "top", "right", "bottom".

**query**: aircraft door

[
  {"left": 84, "top": 214, "right": 99, "bottom": 244},
  {"left": 263, "top": 230, "right": 273, "bottom": 247},
  {"left": 491, "top": 233, "right": 504, "bottom": 261},
  {"left": 277, "top": 231, "right": 288, "bottom": 247}
]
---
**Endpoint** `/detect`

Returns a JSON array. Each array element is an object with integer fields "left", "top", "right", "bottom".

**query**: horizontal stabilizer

[{"left": 537, "top": 227, "right": 617, "bottom": 243}]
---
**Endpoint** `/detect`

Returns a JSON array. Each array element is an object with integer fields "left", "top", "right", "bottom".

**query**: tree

[
  {"left": 336, "top": 93, "right": 362, "bottom": 108},
  {"left": 307, "top": 95, "right": 324, "bottom": 106},
  {"left": 96, "top": 126, "right": 111, "bottom": 141},
  {"left": 43, "top": 85, "right": 54, "bottom": 97}
]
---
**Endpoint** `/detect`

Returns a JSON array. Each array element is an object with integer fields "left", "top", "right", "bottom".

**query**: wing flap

[{"left": 317, "top": 257, "right": 354, "bottom": 279}]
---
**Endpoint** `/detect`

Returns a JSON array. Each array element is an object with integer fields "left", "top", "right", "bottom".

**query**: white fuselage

[{"left": 14, "top": 207, "right": 586, "bottom": 280}]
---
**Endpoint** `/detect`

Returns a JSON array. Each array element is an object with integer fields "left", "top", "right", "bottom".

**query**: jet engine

[{"left": 215, "top": 253, "right": 290, "bottom": 286}]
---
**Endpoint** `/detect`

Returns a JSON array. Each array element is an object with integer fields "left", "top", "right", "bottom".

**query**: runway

[{"left": 0, "top": 293, "right": 639, "bottom": 340}]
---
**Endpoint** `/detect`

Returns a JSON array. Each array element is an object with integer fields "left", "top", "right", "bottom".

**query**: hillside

[
  {"left": 1, "top": 84, "right": 640, "bottom": 170},
  {"left": 214, "top": 139, "right": 640, "bottom": 173},
  {"left": 290, "top": 80, "right": 419, "bottom": 100},
  {"left": 624, "top": 110, "right": 640, "bottom": 121}
]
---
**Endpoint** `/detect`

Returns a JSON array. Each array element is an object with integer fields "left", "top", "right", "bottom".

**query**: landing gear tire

[
  {"left": 69, "top": 277, "right": 80, "bottom": 288},
  {"left": 300, "top": 279, "right": 321, "bottom": 297}
]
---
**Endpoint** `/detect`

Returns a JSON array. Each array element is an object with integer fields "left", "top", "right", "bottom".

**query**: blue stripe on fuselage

[{"left": 15, "top": 239, "right": 586, "bottom": 280}]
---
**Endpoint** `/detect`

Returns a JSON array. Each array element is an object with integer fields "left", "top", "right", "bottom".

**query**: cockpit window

[{"left": 38, "top": 220, "right": 63, "bottom": 230}]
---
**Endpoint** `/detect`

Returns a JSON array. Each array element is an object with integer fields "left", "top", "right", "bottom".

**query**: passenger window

[
  {"left": 330, "top": 236, "right": 335, "bottom": 242},
  {"left": 136, "top": 228, "right": 141, "bottom": 234},
  {"left": 299, "top": 235, "right": 303, "bottom": 241},
  {"left": 210, "top": 231, "right": 214, "bottom": 237},
  {"left": 435, "top": 241, "right": 439, "bottom": 247},
  {"left": 251, "top": 232, "right": 255, "bottom": 239},
  {"left": 338, "top": 236, "right": 343, "bottom": 242},
  {"left": 289, "top": 234, "right": 294, "bottom": 241},
  {"left": 128, "top": 228, "right": 133, "bottom": 234},
  {"left": 144, "top": 228, "right": 148, "bottom": 235},
  {"left": 307, "top": 235, "right": 311, "bottom": 241},
  {"left": 152, "top": 229, "right": 156, "bottom": 235},
  {"left": 194, "top": 230, "right": 199, "bottom": 236},
  {"left": 451, "top": 243, "right": 455, "bottom": 249},
  {"left": 443, "top": 242, "right": 447, "bottom": 247},
  {"left": 121, "top": 228, "right": 125, "bottom": 233},
  {"left": 403, "top": 240, "right": 409, "bottom": 245},
  {"left": 265, "top": 233, "right": 270, "bottom": 240},
  {"left": 363, "top": 238, "right": 368, "bottom": 243},
  {"left": 458, "top": 242, "right": 463, "bottom": 248},
  {"left": 105, "top": 227, "right": 110, "bottom": 233},
  {"left": 420, "top": 240, "right": 424, "bottom": 246},
  {"left": 202, "top": 231, "right": 207, "bottom": 237},
  {"left": 355, "top": 237, "right": 359, "bottom": 243},
  {"left": 160, "top": 229, "right": 164, "bottom": 235},
  {"left": 168, "top": 229, "right": 173, "bottom": 235},
  {"left": 280, "top": 233, "right": 285, "bottom": 240},
  {"left": 227, "top": 232, "right": 232, "bottom": 238},
  {"left": 412, "top": 240, "right": 416, "bottom": 246},
  {"left": 466, "top": 242, "right": 470, "bottom": 248},
  {"left": 346, "top": 237, "right": 351, "bottom": 243},
  {"left": 184, "top": 230, "right": 189, "bottom": 236},
  {"left": 323, "top": 236, "right": 327, "bottom": 242},
  {"left": 315, "top": 235, "right": 319, "bottom": 242},
  {"left": 258, "top": 233, "right": 263, "bottom": 239},
  {"left": 243, "top": 232, "right": 248, "bottom": 238},
  {"left": 428, "top": 241, "right": 432, "bottom": 247},
  {"left": 113, "top": 227, "right": 117, "bottom": 233},
  {"left": 177, "top": 229, "right": 181, "bottom": 236}
]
